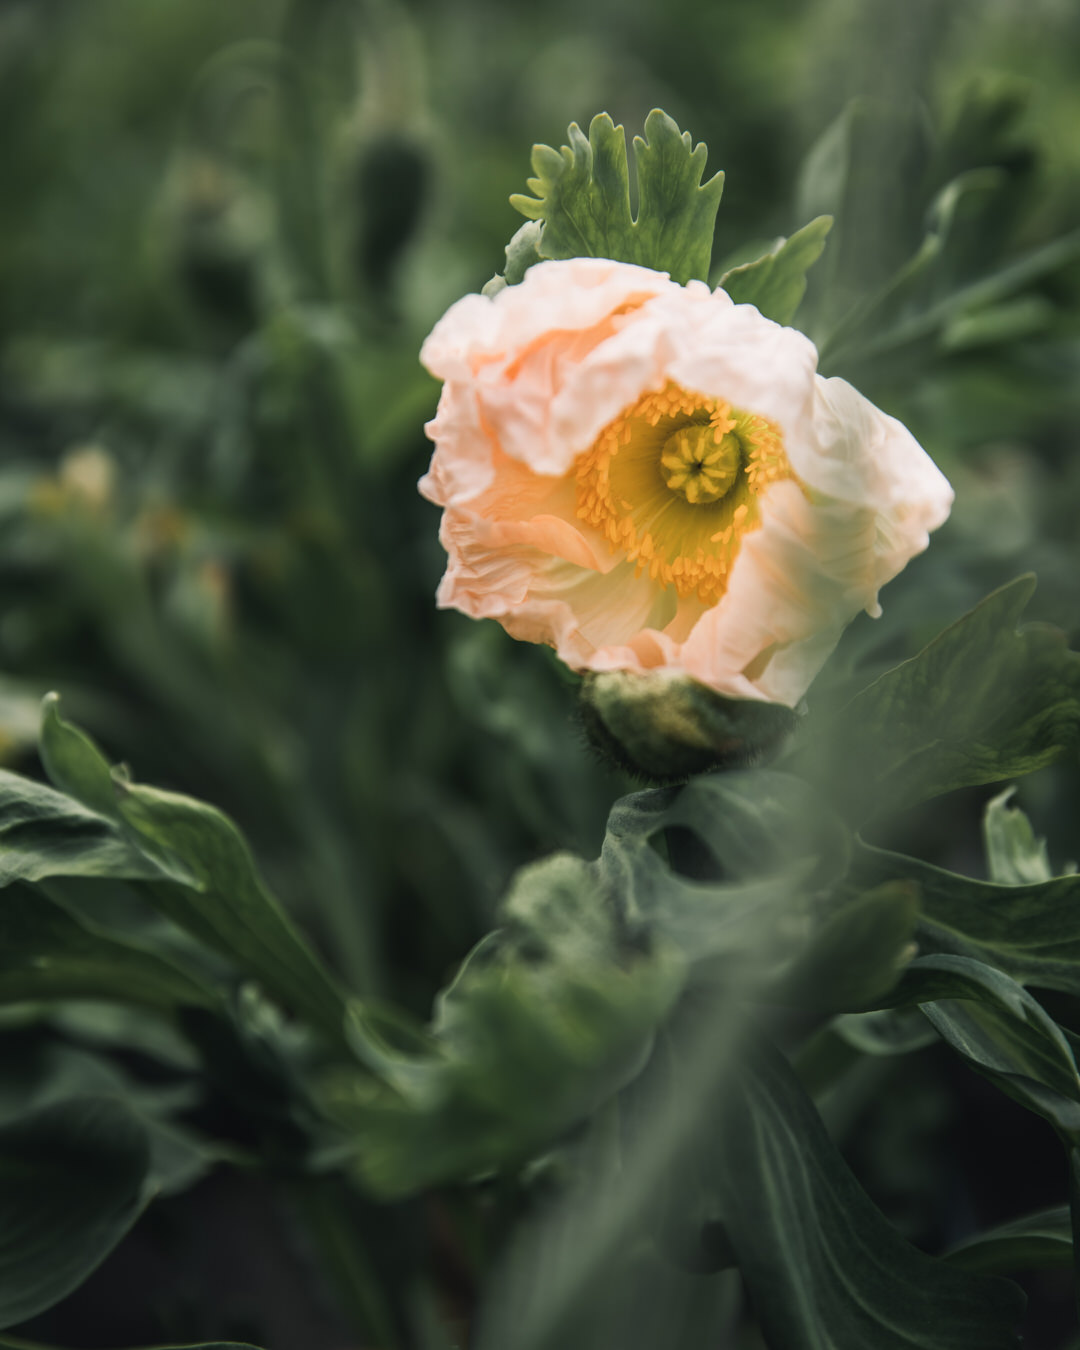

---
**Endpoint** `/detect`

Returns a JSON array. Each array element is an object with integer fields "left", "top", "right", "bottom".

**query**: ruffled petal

[
  {"left": 677, "top": 482, "right": 890, "bottom": 702},
  {"left": 800, "top": 376, "right": 954, "bottom": 527},
  {"left": 667, "top": 298, "right": 820, "bottom": 437}
]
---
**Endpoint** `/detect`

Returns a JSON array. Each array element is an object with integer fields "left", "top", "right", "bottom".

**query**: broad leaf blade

[
  {"left": 0, "top": 700, "right": 348, "bottom": 1042},
  {"left": 797, "top": 576, "right": 1080, "bottom": 823},
  {"left": 946, "top": 1206, "right": 1071, "bottom": 1273},
  {"left": 718, "top": 215, "right": 833, "bottom": 324},
  {"left": 0, "top": 882, "right": 217, "bottom": 1012},
  {"left": 715, "top": 1039, "right": 1024, "bottom": 1348},
  {"left": 0, "top": 1097, "right": 150, "bottom": 1328},
  {"left": 887, "top": 953, "right": 1080, "bottom": 1137},
  {"left": 116, "top": 780, "right": 349, "bottom": 1044},
  {"left": 854, "top": 842, "right": 1080, "bottom": 998},
  {"left": 776, "top": 880, "right": 918, "bottom": 1011},
  {"left": 0, "top": 770, "right": 158, "bottom": 887}
]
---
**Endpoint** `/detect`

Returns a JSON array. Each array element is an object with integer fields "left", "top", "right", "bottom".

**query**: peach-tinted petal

[
  {"left": 419, "top": 385, "right": 495, "bottom": 506},
  {"left": 677, "top": 482, "right": 884, "bottom": 701},
  {"left": 420, "top": 257, "right": 681, "bottom": 383},
  {"left": 667, "top": 298, "right": 820, "bottom": 437},
  {"left": 802, "top": 376, "right": 954, "bottom": 526}
]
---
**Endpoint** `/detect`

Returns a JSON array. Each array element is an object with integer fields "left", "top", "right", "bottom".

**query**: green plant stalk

[{"left": 288, "top": 1174, "right": 405, "bottom": 1350}]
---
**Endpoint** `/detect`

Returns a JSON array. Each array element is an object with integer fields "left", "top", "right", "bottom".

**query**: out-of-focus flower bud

[
  {"left": 58, "top": 445, "right": 116, "bottom": 514},
  {"left": 579, "top": 669, "right": 797, "bottom": 782},
  {"left": 157, "top": 151, "right": 269, "bottom": 336},
  {"left": 347, "top": 133, "right": 429, "bottom": 303}
]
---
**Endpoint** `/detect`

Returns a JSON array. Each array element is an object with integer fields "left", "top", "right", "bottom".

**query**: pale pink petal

[
  {"left": 420, "top": 257, "right": 681, "bottom": 382},
  {"left": 678, "top": 482, "right": 892, "bottom": 702},
  {"left": 419, "top": 385, "right": 495, "bottom": 506},
  {"left": 801, "top": 376, "right": 954, "bottom": 526},
  {"left": 666, "top": 298, "right": 820, "bottom": 435},
  {"left": 438, "top": 522, "right": 678, "bottom": 666}
]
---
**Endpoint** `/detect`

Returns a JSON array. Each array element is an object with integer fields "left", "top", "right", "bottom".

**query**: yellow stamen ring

[{"left": 575, "top": 382, "right": 795, "bottom": 605}]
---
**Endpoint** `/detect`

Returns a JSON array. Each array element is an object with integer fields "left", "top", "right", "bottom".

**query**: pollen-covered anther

[
  {"left": 575, "top": 381, "right": 796, "bottom": 604},
  {"left": 660, "top": 425, "right": 742, "bottom": 504}
]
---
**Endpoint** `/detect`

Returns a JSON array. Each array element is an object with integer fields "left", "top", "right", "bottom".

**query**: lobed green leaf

[
  {"left": 324, "top": 852, "right": 684, "bottom": 1197},
  {"left": 600, "top": 771, "right": 915, "bottom": 1008},
  {"left": 510, "top": 110, "right": 724, "bottom": 285}
]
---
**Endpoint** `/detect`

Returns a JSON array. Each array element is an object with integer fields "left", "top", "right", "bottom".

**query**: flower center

[
  {"left": 575, "top": 382, "right": 795, "bottom": 605},
  {"left": 660, "top": 425, "right": 742, "bottom": 504}
]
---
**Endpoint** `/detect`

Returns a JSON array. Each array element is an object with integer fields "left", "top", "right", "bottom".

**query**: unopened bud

[{"left": 579, "top": 670, "right": 797, "bottom": 783}]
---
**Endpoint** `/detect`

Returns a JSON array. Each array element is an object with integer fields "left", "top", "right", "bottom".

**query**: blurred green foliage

[{"left": 3, "top": 0, "right": 1080, "bottom": 1347}]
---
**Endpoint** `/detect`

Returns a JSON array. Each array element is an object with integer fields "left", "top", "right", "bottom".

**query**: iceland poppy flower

[{"left": 419, "top": 256, "right": 952, "bottom": 707}]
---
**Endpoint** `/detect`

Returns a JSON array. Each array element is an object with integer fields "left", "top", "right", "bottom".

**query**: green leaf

[
  {"left": 0, "top": 769, "right": 158, "bottom": 887},
  {"left": 476, "top": 985, "right": 1021, "bottom": 1350},
  {"left": 983, "top": 787, "right": 1054, "bottom": 885},
  {"left": 600, "top": 770, "right": 872, "bottom": 1007},
  {"left": 0, "top": 881, "right": 217, "bottom": 1013},
  {"left": 601, "top": 770, "right": 915, "bottom": 1015},
  {"left": 39, "top": 691, "right": 120, "bottom": 819},
  {"left": 717, "top": 216, "right": 833, "bottom": 324},
  {"left": 776, "top": 880, "right": 918, "bottom": 1011},
  {"left": 0, "top": 1096, "right": 150, "bottom": 1328},
  {"left": 324, "top": 852, "right": 684, "bottom": 1197},
  {"left": 0, "top": 1038, "right": 219, "bottom": 1198},
  {"left": 602, "top": 770, "right": 850, "bottom": 938},
  {"left": 833, "top": 1006, "right": 941, "bottom": 1057},
  {"left": 796, "top": 576, "right": 1080, "bottom": 823},
  {"left": 510, "top": 110, "right": 724, "bottom": 284},
  {"left": 813, "top": 164, "right": 1005, "bottom": 367},
  {"left": 824, "top": 223, "right": 1080, "bottom": 372},
  {"left": 945, "top": 1205, "right": 1072, "bottom": 1273},
  {"left": 114, "top": 779, "right": 348, "bottom": 1044},
  {"left": 793, "top": 97, "right": 932, "bottom": 339},
  {"left": 793, "top": 1006, "right": 938, "bottom": 1099},
  {"left": 0, "top": 699, "right": 349, "bottom": 1044},
  {"left": 853, "top": 842, "right": 1080, "bottom": 998},
  {"left": 885, "top": 954, "right": 1080, "bottom": 1137},
  {"left": 713, "top": 1038, "right": 1024, "bottom": 1348},
  {"left": 482, "top": 221, "right": 544, "bottom": 294}
]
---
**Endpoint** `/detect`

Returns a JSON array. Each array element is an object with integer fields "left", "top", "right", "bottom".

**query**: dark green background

[{"left": 2, "top": 0, "right": 1080, "bottom": 1346}]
